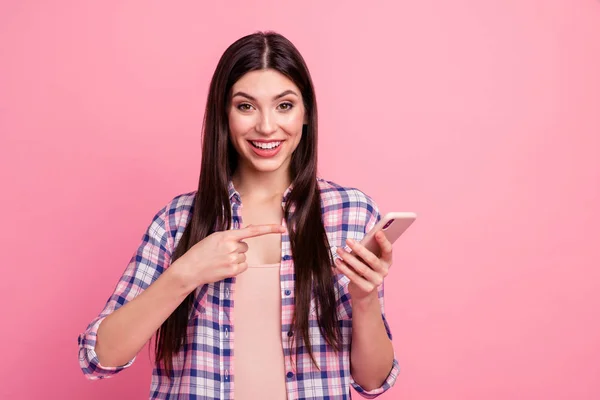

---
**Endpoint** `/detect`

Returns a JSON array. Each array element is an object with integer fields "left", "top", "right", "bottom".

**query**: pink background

[{"left": 1, "top": 1, "right": 599, "bottom": 399}]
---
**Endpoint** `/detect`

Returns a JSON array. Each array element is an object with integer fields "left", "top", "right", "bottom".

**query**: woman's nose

[{"left": 256, "top": 112, "right": 277, "bottom": 135}]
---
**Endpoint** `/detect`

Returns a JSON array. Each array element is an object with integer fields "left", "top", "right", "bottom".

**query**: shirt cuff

[
  {"left": 351, "top": 357, "right": 400, "bottom": 398},
  {"left": 78, "top": 317, "right": 136, "bottom": 379}
]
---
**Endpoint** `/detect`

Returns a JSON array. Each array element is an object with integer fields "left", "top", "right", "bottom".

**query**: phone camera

[{"left": 382, "top": 220, "right": 394, "bottom": 230}]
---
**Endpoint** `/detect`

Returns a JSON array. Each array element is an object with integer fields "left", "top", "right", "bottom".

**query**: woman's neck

[{"left": 232, "top": 164, "right": 292, "bottom": 202}]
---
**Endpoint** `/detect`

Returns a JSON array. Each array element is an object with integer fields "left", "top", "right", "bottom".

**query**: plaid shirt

[{"left": 78, "top": 178, "right": 400, "bottom": 399}]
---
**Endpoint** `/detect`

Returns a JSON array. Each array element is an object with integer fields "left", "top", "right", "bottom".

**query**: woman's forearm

[
  {"left": 350, "top": 293, "right": 394, "bottom": 391},
  {"left": 95, "top": 263, "right": 193, "bottom": 367}
]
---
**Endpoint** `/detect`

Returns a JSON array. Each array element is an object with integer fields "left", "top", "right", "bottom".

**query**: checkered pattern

[{"left": 78, "top": 178, "right": 400, "bottom": 399}]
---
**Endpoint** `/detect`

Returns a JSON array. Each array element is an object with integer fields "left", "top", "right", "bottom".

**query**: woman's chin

[
  {"left": 239, "top": 154, "right": 289, "bottom": 174},
  {"left": 250, "top": 160, "right": 285, "bottom": 173}
]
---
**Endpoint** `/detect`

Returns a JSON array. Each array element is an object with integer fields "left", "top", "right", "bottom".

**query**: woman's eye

[
  {"left": 237, "top": 103, "right": 253, "bottom": 111},
  {"left": 278, "top": 102, "right": 294, "bottom": 111}
]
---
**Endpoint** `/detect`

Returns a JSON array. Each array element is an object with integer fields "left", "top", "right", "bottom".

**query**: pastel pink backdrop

[{"left": 1, "top": 1, "right": 599, "bottom": 399}]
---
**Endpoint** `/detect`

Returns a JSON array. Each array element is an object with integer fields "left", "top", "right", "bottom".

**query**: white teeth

[{"left": 251, "top": 141, "right": 281, "bottom": 150}]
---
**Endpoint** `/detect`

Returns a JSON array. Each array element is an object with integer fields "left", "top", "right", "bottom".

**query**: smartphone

[{"left": 360, "top": 212, "right": 417, "bottom": 257}]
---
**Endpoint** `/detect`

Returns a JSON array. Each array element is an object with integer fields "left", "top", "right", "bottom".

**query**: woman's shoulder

[
  {"left": 166, "top": 190, "right": 197, "bottom": 211},
  {"left": 316, "top": 177, "right": 379, "bottom": 216},
  {"left": 148, "top": 190, "right": 197, "bottom": 231}
]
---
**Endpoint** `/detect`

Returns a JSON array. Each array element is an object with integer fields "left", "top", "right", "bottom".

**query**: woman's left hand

[{"left": 334, "top": 231, "right": 393, "bottom": 304}]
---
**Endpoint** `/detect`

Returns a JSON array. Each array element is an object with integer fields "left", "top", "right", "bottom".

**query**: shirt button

[
  {"left": 225, "top": 370, "right": 229, "bottom": 381},
  {"left": 286, "top": 372, "right": 294, "bottom": 379},
  {"left": 225, "top": 288, "right": 230, "bottom": 298},
  {"left": 284, "top": 289, "right": 291, "bottom": 296},
  {"left": 287, "top": 331, "right": 293, "bottom": 337},
  {"left": 225, "top": 328, "right": 229, "bottom": 338},
  {"left": 283, "top": 255, "right": 292, "bottom": 261}
]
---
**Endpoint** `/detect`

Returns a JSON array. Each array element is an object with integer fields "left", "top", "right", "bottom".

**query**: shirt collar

[
  {"left": 281, "top": 184, "right": 294, "bottom": 207},
  {"left": 227, "top": 180, "right": 241, "bottom": 205}
]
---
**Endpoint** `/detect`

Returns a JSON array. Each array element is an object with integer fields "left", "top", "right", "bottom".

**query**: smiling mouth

[{"left": 249, "top": 140, "right": 282, "bottom": 150}]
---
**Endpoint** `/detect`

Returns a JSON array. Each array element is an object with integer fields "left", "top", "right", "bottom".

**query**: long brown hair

[{"left": 155, "top": 31, "right": 339, "bottom": 375}]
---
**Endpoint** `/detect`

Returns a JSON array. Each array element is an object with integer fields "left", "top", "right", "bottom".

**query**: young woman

[{"left": 78, "top": 31, "right": 399, "bottom": 400}]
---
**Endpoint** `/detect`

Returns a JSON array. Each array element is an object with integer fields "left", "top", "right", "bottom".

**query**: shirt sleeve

[
  {"left": 347, "top": 195, "right": 401, "bottom": 398},
  {"left": 77, "top": 204, "right": 173, "bottom": 380}
]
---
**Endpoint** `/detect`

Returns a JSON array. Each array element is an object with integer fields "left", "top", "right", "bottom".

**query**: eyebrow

[{"left": 231, "top": 89, "right": 299, "bottom": 101}]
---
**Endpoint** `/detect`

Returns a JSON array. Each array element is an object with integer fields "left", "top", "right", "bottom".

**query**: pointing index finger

[{"left": 231, "top": 224, "right": 286, "bottom": 240}]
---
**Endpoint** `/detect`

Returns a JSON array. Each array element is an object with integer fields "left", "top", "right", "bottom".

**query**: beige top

[{"left": 232, "top": 263, "right": 287, "bottom": 399}]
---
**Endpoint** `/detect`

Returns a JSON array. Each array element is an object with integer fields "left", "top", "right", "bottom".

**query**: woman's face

[{"left": 228, "top": 69, "right": 306, "bottom": 175}]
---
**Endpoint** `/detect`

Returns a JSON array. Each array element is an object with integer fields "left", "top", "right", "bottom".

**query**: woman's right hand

[{"left": 171, "top": 224, "right": 286, "bottom": 291}]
